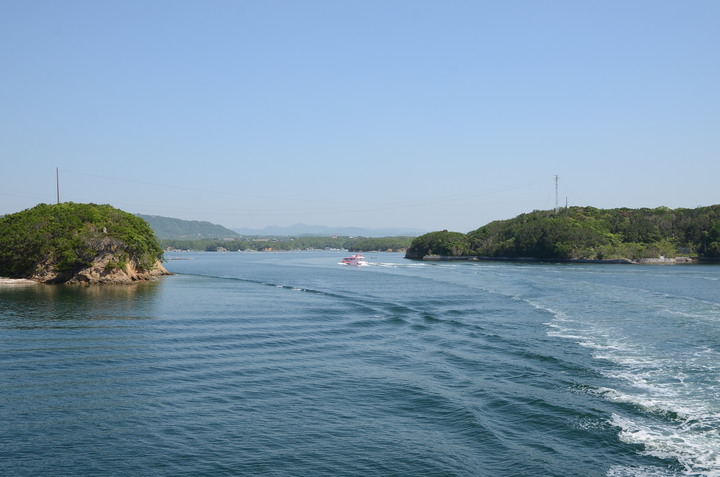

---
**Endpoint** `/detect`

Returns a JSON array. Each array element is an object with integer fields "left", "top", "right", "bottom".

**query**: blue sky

[{"left": 2, "top": 1, "right": 718, "bottom": 233}]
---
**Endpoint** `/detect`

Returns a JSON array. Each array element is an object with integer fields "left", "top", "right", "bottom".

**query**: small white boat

[{"left": 340, "top": 253, "right": 368, "bottom": 266}]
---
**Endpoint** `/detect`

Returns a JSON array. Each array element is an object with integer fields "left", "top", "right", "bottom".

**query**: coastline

[{"left": 414, "top": 255, "right": 703, "bottom": 264}]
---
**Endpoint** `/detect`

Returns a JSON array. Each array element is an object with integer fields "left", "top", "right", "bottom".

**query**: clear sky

[{"left": 2, "top": 1, "right": 718, "bottom": 233}]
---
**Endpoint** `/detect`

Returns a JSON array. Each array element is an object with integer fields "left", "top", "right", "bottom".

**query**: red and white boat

[{"left": 340, "top": 253, "right": 368, "bottom": 266}]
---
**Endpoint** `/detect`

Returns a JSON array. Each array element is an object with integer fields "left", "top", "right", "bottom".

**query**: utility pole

[
  {"left": 554, "top": 175, "right": 559, "bottom": 212},
  {"left": 56, "top": 167, "right": 60, "bottom": 204}
]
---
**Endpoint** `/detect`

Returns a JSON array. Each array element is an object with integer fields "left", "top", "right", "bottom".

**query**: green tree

[{"left": 406, "top": 231, "right": 470, "bottom": 259}]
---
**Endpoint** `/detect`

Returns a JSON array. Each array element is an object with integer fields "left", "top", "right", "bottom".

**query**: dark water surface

[{"left": 2, "top": 252, "right": 719, "bottom": 476}]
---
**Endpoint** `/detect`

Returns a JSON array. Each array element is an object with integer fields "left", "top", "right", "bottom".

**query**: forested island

[
  {"left": 0, "top": 203, "right": 170, "bottom": 283},
  {"left": 406, "top": 205, "right": 720, "bottom": 262}
]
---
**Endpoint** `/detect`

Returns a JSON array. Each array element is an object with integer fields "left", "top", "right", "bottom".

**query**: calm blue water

[{"left": 1, "top": 251, "right": 719, "bottom": 476}]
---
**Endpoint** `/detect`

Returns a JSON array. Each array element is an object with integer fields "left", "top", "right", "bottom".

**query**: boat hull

[{"left": 339, "top": 253, "right": 368, "bottom": 266}]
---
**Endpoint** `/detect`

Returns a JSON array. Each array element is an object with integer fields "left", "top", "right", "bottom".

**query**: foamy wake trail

[
  {"left": 539, "top": 294, "right": 720, "bottom": 476},
  {"left": 595, "top": 345, "right": 720, "bottom": 475},
  {"left": 610, "top": 413, "right": 720, "bottom": 477}
]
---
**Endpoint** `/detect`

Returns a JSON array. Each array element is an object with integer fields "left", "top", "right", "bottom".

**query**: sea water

[{"left": 1, "top": 251, "right": 719, "bottom": 476}]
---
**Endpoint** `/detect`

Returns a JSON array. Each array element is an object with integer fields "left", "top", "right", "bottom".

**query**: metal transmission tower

[{"left": 554, "top": 175, "right": 559, "bottom": 212}]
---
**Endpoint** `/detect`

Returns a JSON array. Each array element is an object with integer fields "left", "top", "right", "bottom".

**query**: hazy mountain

[
  {"left": 136, "top": 214, "right": 424, "bottom": 239},
  {"left": 231, "top": 224, "right": 426, "bottom": 237},
  {"left": 137, "top": 214, "right": 240, "bottom": 240}
]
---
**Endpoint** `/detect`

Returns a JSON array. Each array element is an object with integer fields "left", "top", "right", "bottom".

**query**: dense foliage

[
  {"left": 0, "top": 203, "right": 164, "bottom": 278},
  {"left": 137, "top": 214, "right": 240, "bottom": 240},
  {"left": 403, "top": 231, "right": 470, "bottom": 259},
  {"left": 406, "top": 206, "right": 720, "bottom": 261},
  {"left": 162, "top": 235, "right": 413, "bottom": 253}
]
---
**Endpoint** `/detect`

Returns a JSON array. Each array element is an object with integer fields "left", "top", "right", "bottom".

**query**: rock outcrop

[
  {"left": 32, "top": 256, "right": 171, "bottom": 284},
  {"left": 27, "top": 234, "right": 172, "bottom": 284}
]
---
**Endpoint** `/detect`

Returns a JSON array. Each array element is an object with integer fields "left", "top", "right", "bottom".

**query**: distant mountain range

[
  {"left": 137, "top": 214, "right": 425, "bottom": 240},
  {"left": 231, "top": 224, "right": 426, "bottom": 237}
]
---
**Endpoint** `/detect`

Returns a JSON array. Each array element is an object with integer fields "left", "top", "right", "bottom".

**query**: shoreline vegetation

[
  {"left": 406, "top": 205, "right": 720, "bottom": 263},
  {"left": 0, "top": 203, "right": 171, "bottom": 284}
]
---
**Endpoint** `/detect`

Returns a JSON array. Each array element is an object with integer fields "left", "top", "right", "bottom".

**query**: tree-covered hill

[
  {"left": 0, "top": 203, "right": 167, "bottom": 283},
  {"left": 137, "top": 214, "right": 240, "bottom": 240},
  {"left": 406, "top": 205, "right": 720, "bottom": 261}
]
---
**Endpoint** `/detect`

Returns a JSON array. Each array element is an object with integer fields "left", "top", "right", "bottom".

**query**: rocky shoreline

[
  {"left": 1, "top": 258, "right": 172, "bottom": 285},
  {"left": 0, "top": 277, "right": 38, "bottom": 285},
  {"left": 416, "top": 255, "right": 701, "bottom": 264},
  {"left": 32, "top": 257, "right": 173, "bottom": 285}
]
